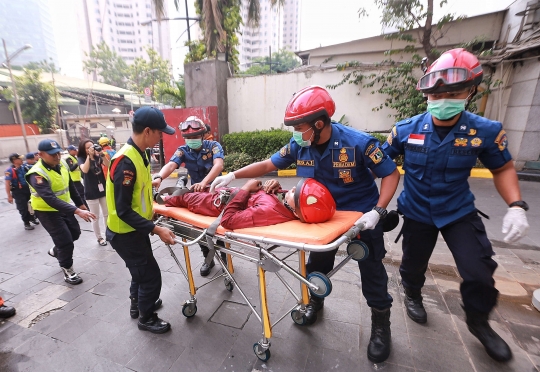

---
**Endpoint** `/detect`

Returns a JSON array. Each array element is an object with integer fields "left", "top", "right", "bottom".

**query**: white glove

[
  {"left": 502, "top": 207, "right": 529, "bottom": 243},
  {"left": 358, "top": 210, "right": 381, "bottom": 230},
  {"left": 209, "top": 173, "right": 235, "bottom": 192}
]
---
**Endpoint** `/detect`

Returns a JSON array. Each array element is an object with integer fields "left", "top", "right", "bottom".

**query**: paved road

[{"left": 0, "top": 173, "right": 539, "bottom": 371}]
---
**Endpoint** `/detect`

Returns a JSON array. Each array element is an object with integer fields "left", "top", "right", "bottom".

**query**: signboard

[{"left": 144, "top": 87, "right": 151, "bottom": 97}]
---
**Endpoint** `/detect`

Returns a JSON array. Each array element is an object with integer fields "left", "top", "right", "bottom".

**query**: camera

[{"left": 93, "top": 144, "right": 102, "bottom": 152}]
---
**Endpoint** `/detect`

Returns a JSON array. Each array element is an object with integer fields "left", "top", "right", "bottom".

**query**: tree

[
  {"left": 244, "top": 49, "right": 300, "bottom": 75},
  {"left": 127, "top": 47, "right": 171, "bottom": 97},
  {"left": 83, "top": 41, "right": 128, "bottom": 88},
  {"left": 156, "top": 76, "right": 186, "bottom": 108},
  {"left": 25, "top": 59, "right": 60, "bottom": 73},
  {"left": 2, "top": 69, "right": 58, "bottom": 132},
  {"left": 330, "top": 0, "right": 478, "bottom": 121}
]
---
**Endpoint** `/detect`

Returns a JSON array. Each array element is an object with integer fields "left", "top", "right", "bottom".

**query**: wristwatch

[
  {"left": 372, "top": 206, "right": 388, "bottom": 219},
  {"left": 153, "top": 175, "right": 163, "bottom": 181},
  {"left": 508, "top": 200, "right": 529, "bottom": 211}
]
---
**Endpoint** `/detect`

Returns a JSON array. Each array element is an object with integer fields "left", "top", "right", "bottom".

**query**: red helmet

[
  {"left": 284, "top": 86, "right": 336, "bottom": 126},
  {"left": 180, "top": 116, "right": 207, "bottom": 138},
  {"left": 293, "top": 178, "right": 336, "bottom": 223},
  {"left": 417, "top": 48, "right": 483, "bottom": 94}
]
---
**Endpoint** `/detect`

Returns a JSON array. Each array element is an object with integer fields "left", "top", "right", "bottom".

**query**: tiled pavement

[{"left": 0, "top": 175, "right": 539, "bottom": 372}]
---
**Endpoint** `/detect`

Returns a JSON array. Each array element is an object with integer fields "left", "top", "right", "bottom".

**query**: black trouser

[
  {"left": 107, "top": 229, "right": 162, "bottom": 318},
  {"left": 200, "top": 240, "right": 226, "bottom": 258},
  {"left": 35, "top": 210, "right": 81, "bottom": 269},
  {"left": 400, "top": 212, "right": 498, "bottom": 314},
  {"left": 12, "top": 187, "right": 32, "bottom": 223},
  {"left": 73, "top": 181, "right": 88, "bottom": 209},
  {"left": 306, "top": 223, "right": 393, "bottom": 310}
]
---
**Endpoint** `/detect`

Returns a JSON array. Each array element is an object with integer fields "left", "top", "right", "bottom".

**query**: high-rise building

[
  {"left": 78, "top": 0, "right": 171, "bottom": 65},
  {"left": 238, "top": 0, "right": 301, "bottom": 68},
  {"left": 0, "top": 0, "right": 58, "bottom": 67}
]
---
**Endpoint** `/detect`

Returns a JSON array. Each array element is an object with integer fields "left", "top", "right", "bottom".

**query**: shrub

[
  {"left": 222, "top": 129, "right": 292, "bottom": 162},
  {"left": 223, "top": 152, "right": 253, "bottom": 172}
]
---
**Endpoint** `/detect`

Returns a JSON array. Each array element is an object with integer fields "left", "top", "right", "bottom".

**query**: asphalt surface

[{"left": 0, "top": 172, "right": 539, "bottom": 372}]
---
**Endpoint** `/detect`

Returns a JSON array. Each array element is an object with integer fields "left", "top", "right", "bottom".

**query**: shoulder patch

[
  {"left": 212, "top": 146, "right": 220, "bottom": 154},
  {"left": 279, "top": 145, "right": 288, "bottom": 157},
  {"left": 122, "top": 175, "right": 133, "bottom": 186},
  {"left": 35, "top": 175, "right": 43, "bottom": 184},
  {"left": 365, "top": 143, "right": 375, "bottom": 156},
  {"left": 494, "top": 130, "right": 508, "bottom": 151},
  {"left": 368, "top": 147, "right": 384, "bottom": 164}
]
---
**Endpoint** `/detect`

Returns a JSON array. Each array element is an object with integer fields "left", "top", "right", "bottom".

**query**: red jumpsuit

[{"left": 165, "top": 188, "right": 296, "bottom": 229}]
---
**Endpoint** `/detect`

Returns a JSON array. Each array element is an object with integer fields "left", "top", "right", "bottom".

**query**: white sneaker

[
  {"left": 48, "top": 247, "right": 57, "bottom": 257},
  {"left": 61, "top": 266, "right": 83, "bottom": 285}
]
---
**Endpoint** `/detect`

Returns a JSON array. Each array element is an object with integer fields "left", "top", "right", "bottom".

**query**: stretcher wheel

[
  {"left": 224, "top": 279, "right": 234, "bottom": 292},
  {"left": 307, "top": 272, "right": 332, "bottom": 298},
  {"left": 346, "top": 240, "right": 369, "bottom": 261},
  {"left": 182, "top": 303, "right": 197, "bottom": 318},
  {"left": 253, "top": 343, "right": 271, "bottom": 361},
  {"left": 290, "top": 309, "right": 307, "bottom": 325}
]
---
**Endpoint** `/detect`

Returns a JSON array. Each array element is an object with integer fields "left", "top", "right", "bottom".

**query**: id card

[{"left": 98, "top": 183, "right": 104, "bottom": 192}]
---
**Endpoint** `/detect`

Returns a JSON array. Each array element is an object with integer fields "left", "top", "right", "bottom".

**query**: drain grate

[{"left": 209, "top": 300, "right": 252, "bottom": 329}]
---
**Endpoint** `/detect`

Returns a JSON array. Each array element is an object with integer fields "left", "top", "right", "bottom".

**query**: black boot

[
  {"left": 200, "top": 259, "right": 215, "bottom": 276},
  {"left": 367, "top": 307, "right": 391, "bottom": 363},
  {"left": 0, "top": 304, "right": 16, "bottom": 318},
  {"left": 138, "top": 312, "right": 171, "bottom": 334},
  {"left": 465, "top": 309, "right": 512, "bottom": 362},
  {"left": 130, "top": 297, "right": 163, "bottom": 319},
  {"left": 304, "top": 296, "right": 324, "bottom": 325},
  {"left": 404, "top": 287, "right": 427, "bottom": 324}
]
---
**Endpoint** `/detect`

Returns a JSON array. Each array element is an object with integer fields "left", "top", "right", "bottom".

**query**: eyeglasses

[
  {"left": 418, "top": 67, "right": 481, "bottom": 90},
  {"left": 180, "top": 120, "right": 204, "bottom": 131}
]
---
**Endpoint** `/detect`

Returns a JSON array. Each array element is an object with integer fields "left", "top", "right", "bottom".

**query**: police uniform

[
  {"left": 169, "top": 140, "right": 224, "bottom": 185},
  {"left": 271, "top": 123, "right": 397, "bottom": 310},
  {"left": 382, "top": 111, "right": 512, "bottom": 313},
  {"left": 106, "top": 138, "right": 162, "bottom": 318},
  {"left": 26, "top": 159, "right": 85, "bottom": 269},
  {"left": 65, "top": 154, "right": 87, "bottom": 208},
  {"left": 5, "top": 163, "right": 32, "bottom": 226}
]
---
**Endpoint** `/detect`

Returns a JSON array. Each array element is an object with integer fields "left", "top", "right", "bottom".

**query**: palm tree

[{"left": 157, "top": 79, "right": 186, "bottom": 108}]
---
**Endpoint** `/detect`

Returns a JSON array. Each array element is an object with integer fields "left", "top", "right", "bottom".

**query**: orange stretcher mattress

[{"left": 153, "top": 203, "right": 363, "bottom": 245}]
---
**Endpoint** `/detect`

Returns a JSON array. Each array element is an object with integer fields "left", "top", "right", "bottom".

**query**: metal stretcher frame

[{"left": 153, "top": 205, "right": 367, "bottom": 361}]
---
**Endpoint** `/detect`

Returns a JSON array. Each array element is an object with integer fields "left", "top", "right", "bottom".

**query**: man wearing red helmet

[
  {"left": 382, "top": 48, "right": 529, "bottom": 363},
  {"left": 163, "top": 178, "right": 335, "bottom": 229},
  {"left": 153, "top": 115, "right": 225, "bottom": 276},
  {"left": 211, "top": 86, "right": 400, "bottom": 363}
]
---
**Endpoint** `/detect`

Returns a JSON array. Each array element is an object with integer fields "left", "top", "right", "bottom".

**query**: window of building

[
  {"left": 90, "top": 123, "right": 98, "bottom": 128},
  {"left": 115, "top": 121, "right": 123, "bottom": 128}
]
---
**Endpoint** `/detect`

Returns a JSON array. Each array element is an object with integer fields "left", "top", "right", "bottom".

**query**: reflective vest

[
  {"left": 67, "top": 155, "right": 82, "bottom": 181},
  {"left": 106, "top": 144, "right": 153, "bottom": 233},
  {"left": 26, "top": 159, "right": 71, "bottom": 211}
]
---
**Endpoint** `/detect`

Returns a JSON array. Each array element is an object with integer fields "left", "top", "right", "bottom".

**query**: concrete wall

[
  {"left": 227, "top": 67, "right": 396, "bottom": 134},
  {"left": 185, "top": 60, "right": 231, "bottom": 140},
  {"left": 0, "top": 131, "right": 67, "bottom": 159}
]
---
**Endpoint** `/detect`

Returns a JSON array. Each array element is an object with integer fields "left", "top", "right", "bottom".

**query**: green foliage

[
  {"left": 127, "top": 47, "right": 171, "bottom": 97},
  {"left": 156, "top": 77, "right": 186, "bottom": 108},
  {"left": 244, "top": 49, "right": 301, "bottom": 75},
  {"left": 2, "top": 69, "right": 58, "bottom": 132},
  {"left": 25, "top": 59, "right": 60, "bottom": 73},
  {"left": 336, "top": 115, "right": 349, "bottom": 126},
  {"left": 223, "top": 152, "right": 254, "bottom": 172},
  {"left": 83, "top": 41, "right": 128, "bottom": 88},
  {"left": 222, "top": 129, "right": 292, "bottom": 162},
  {"left": 184, "top": 40, "right": 207, "bottom": 64}
]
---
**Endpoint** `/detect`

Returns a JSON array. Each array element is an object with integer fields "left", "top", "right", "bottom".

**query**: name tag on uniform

[
  {"left": 98, "top": 183, "right": 104, "bottom": 192},
  {"left": 407, "top": 134, "right": 425, "bottom": 145}
]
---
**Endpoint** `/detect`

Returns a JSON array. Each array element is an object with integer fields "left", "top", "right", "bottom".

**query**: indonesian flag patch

[{"left": 407, "top": 134, "right": 425, "bottom": 145}]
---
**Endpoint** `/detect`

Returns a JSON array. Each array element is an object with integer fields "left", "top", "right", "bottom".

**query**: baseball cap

[
  {"left": 25, "top": 153, "right": 35, "bottom": 159},
  {"left": 132, "top": 106, "right": 175, "bottom": 135},
  {"left": 8, "top": 153, "right": 23, "bottom": 162},
  {"left": 38, "top": 139, "right": 63, "bottom": 155},
  {"left": 67, "top": 145, "right": 77, "bottom": 151}
]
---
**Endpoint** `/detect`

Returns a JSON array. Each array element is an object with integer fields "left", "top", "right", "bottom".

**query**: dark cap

[
  {"left": 38, "top": 139, "right": 63, "bottom": 155},
  {"left": 133, "top": 107, "right": 175, "bottom": 135},
  {"left": 67, "top": 145, "right": 77, "bottom": 151},
  {"left": 25, "top": 153, "right": 35, "bottom": 159},
  {"left": 8, "top": 153, "right": 23, "bottom": 162}
]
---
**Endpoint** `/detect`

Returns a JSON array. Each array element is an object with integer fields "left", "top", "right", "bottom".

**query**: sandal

[{"left": 98, "top": 238, "right": 107, "bottom": 246}]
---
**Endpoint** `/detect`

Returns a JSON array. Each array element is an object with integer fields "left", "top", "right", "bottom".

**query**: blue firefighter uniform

[
  {"left": 271, "top": 123, "right": 397, "bottom": 309},
  {"left": 5, "top": 164, "right": 32, "bottom": 225},
  {"left": 382, "top": 110, "right": 512, "bottom": 313},
  {"left": 169, "top": 140, "right": 224, "bottom": 185}
]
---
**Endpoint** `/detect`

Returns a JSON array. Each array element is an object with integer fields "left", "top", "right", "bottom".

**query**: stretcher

[{"left": 153, "top": 203, "right": 369, "bottom": 361}]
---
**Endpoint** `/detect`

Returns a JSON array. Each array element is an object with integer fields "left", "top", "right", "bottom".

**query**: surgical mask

[
  {"left": 292, "top": 127, "right": 313, "bottom": 147},
  {"left": 185, "top": 138, "right": 202, "bottom": 149},
  {"left": 427, "top": 99, "right": 467, "bottom": 120}
]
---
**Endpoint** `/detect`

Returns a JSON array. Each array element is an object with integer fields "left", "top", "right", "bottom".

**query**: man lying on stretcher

[{"left": 162, "top": 178, "right": 336, "bottom": 230}]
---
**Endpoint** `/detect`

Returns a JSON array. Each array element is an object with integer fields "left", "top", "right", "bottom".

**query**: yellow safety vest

[
  {"left": 67, "top": 155, "right": 82, "bottom": 181},
  {"left": 26, "top": 159, "right": 71, "bottom": 212},
  {"left": 106, "top": 144, "right": 153, "bottom": 233}
]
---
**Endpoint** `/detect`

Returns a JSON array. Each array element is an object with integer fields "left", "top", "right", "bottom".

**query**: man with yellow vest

[
  {"left": 65, "top": 144, "right": 87, "bottom": 209},
  {"left": 26, "top": 139, "right": 96, "bottom": 285},
  {"left": 106, "top": 107, "right": 176, "bottom": 334}
]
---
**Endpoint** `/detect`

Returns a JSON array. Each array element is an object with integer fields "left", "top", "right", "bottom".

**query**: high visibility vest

[
  {"left": 67, "top": 155, "right": 82, "bottom": 181},
  {"left": 26, "top": 159, "right": 71, "bottom": 211},
  {"left": 106, "top": 144, "right": 153, "bottom": 233}
]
